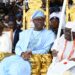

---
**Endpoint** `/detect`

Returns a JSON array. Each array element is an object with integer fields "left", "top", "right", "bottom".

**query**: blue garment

[
  {"left": 0, "top": 55, "right": 31, "bottom": 75},
  {"left": 15, "top": 28, "right": 55, "bottom": 55},
  {"left": 0, "top": 28, "right": 55, "bottom": 75},
  {"left": 32, "top": 10, "right": 45, "bottom": 19}
]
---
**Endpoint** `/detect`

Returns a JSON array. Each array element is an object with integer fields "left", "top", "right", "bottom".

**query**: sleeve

[
  {"left": 51, "top": 39, "right": 59, "bottom": 51},
  {"left": 15, "top": 31, "right": 25, "bottom": 56},
  {"left": 32, "top": 31, "right": 55, "bottom": 54},
  {"left": 51, "top": 34, "right": 64, "bottom": 51}
]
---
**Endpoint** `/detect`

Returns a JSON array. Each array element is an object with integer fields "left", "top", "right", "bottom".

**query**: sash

[{"left": 59, "top": 40, "right": 75, "bottom": 61}]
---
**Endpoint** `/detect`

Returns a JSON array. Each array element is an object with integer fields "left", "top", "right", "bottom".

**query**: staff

[
  {"left": 52, "top": 0, "right": 67, "bottom": 64},
  {"left": 57, "top": 0, "right": 67, "bottom": 39}
]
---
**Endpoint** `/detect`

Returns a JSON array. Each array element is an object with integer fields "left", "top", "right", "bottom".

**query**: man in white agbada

[
  {"left": 47, "top": 22, "right": 75, "bottom": 75},
  {"left": 0, "top": 10, "right": 55, "bottom": 75}
]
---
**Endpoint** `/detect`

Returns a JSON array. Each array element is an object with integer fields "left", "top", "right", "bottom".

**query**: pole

[
  {"left": 56, "top": 0, "right": 67, "bottom": 40},
  {"left": 46, "top": 0, "right": 49, "bottom": 29},
  {"left": 52, "top": 0, "right": 67, "bottom": 64},
  {"left": 22, "top": 0, "right": 26, "bottom": 30}
]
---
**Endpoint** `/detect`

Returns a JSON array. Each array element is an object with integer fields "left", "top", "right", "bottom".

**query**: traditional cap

[
  {"left": 32, "top": 10, "right": 45, "bottom": 19},
  {"left": 65, "top": 22, "right": 75, "bottom": 29},
  {"left": 71, "top": 22, "right": 75, "bottom": 32},
  {"left": 50, "top": 12, "right": 59, "bottom": 19}
]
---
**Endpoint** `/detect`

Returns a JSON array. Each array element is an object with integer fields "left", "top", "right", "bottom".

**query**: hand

[
  {"left": 21, "top": 51, "right": 32, "bottom": 60},
  {"left": 52, "top": 50, "right": 58, "bottom": 57}
]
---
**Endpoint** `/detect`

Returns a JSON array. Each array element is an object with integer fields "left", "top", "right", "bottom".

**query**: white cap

[
  {"left": 71, "top": 22, "right": 75, "bottom": 32},
  {"left": 65, "top": 22, "right": 75, "bottom": 29},
  {"left": 32, "top": 10, "right": 45, "bottom": 20},
  {"left": 50, "top": 12, "right": 59, "bottom": 19}
]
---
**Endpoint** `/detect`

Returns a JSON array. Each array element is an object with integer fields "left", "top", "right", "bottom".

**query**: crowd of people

[{"left": 0, "top": 0, "right": 75, "bottom": 75}]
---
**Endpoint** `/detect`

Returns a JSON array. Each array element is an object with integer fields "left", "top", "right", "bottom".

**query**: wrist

[{"left": 21, "top": 52, "right": 25, "bottom": 58}]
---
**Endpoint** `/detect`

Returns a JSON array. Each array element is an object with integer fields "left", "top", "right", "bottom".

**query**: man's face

[
  {"left": 33, "top": 17, "right": 45, "bottom": 31},
  {"left": 4, "top": 16, "right": 9, "bottom": 23},
  {"left": 50, "top": 18, "right": 59, "bottom": 30},
  {"left": 64, "top": 28, "right": 72, "bottom": 41}
]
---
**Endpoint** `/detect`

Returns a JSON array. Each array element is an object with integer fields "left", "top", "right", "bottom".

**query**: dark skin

[
  {"left": 21, "top": 51, "right": 32, "bottom": 60},
  {"left": 41, "top": 0, "right": 46, "bottom": 10},
  {"left": 69, "top": 31, "right": 75, "bottom": 61},
  {"left": 0, "top": 22, "right": 4, "bottom": 36},
  {"left": 50, "top": 18, "right": 59, "bottom": 57},
  {"left": 21, "top": 17, "right": 45, "bottom": 60},
  {"left": 64, "top": 28, "right": 72, "bottom": 41},
  {"left": 49, "top": 17, "right": 59, "bottom": 35},
  {"left": 52, "top": 27, "right": 72, "bottom": 57},
  {"left": 50, "top": 18, "right": 59, "bottom": 30},
  {"left": 33, "top": 17, "right": 45, "bottom": 31},
  {"left": 4, "top": 21, "right": 15, "bottom": 31},
  {"left": 3, "top": 15, "right": 9, "bottom": 23},
  {"left": 72, "top": 32, "right": 75, "bottom": 40},
  {"left": 52, "top": 49, "right": 58, "bottom": 57}
]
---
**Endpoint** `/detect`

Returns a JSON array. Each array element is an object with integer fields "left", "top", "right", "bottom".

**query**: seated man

[
  {"left": 0, "top": 10, "right": 55, "bottom": 75},
  {"left": 47, "top": 22, "right": 75, "bottom": 75}
]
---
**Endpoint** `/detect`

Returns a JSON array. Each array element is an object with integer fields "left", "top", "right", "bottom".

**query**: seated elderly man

[
  {"left": 47, "top": 22, "right": 75, "bottom": 75},
  {"left": 0, "top": 10, "right": 55, "bottom": 75}
]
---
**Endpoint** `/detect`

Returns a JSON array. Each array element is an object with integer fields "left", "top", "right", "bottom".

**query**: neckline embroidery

[{"left": 59, "top": 40, "right": 75, "bottom": 61}]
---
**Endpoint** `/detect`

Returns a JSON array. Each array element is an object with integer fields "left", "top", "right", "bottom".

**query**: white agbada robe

[
  {"left": 47, "top": 34, "right": 75, "bottom": 75},
  {"left": 0, "top": 28, "right": 55, "bottom": 75}
]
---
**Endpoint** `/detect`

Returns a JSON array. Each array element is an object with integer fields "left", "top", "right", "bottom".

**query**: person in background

[
  {"left": 49, "top": 12, "right": 64, "bottom": 37},
  {"left": 12, "top": 19, "right": 22, "bottom": 53},
  {"left": 4, "top": 21, "right": 15, "bottom": 45},
  {"left": 47, "top": 22, "right": 75, "bottom": 75},
  {"left": 2, "top": 15, "right": 9, "bottom": 27},
  {"left": 12, "top": 13, "right": 22, "bottom": 52},
  {"left": 16, "top": 0, "right": 23, "bottom": 12},
  {"left": 0, "top": 10, "right": 55, "bottom": 75},
  {"left": 49, "top": 12, "right": 60, "bottom": 36},
  {"left": 0, "top": 21, "right": 12, "bottom": 53}
]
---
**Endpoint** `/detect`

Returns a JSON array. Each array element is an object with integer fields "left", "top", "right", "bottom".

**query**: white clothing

[
  {"left": 15, "top": 28, "right": 55, "bottom": 55},
  {"left": 0, "top": 28, "right": 55, "bottom": 75},
  {"left": 47, "top": 34, "right": 75, "bottom": 75},
  {"left": 0, "top": 32, "right": 12, "bottom": 53}
]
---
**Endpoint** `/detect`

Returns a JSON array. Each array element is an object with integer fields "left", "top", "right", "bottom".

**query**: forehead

[
  {"left": 65, "top": 27, "right": 71, "bottom": 29},
  {"left": 64, "top": 27, "right": 71, "bottom": 31},
  {"left": 33, "top": 17, "right": 44, "bottom": 20}
]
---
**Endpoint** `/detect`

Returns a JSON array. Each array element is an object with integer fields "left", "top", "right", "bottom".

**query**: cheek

[{"left": 73, "top": 34, "right": 75, "bottom": 38}]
